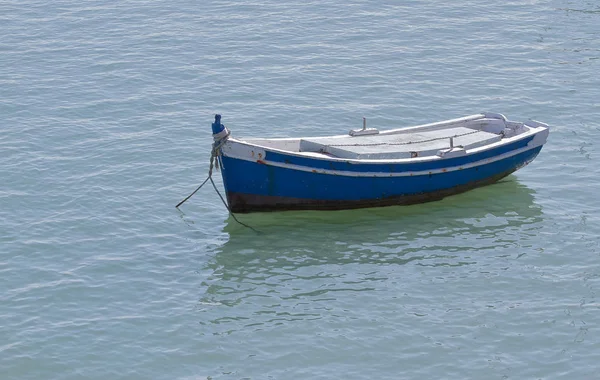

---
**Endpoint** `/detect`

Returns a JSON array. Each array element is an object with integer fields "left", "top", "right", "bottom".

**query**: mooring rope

[{"left": 176, "top": 132, "right": 258, "bottom": 233}]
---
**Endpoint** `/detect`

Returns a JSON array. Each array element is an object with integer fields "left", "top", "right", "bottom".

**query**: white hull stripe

[{"left": 224, "top": 141, "right": 543, "bottom": 178}]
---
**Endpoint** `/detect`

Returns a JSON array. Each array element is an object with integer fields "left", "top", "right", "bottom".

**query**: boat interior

[{"left": 241, "top": 113, "right": 535, "bottom": 160}]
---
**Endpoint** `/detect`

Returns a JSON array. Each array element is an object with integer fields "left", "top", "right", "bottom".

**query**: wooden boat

[{"left": 210, "top": 113, "right": 549, "bottom": 213}]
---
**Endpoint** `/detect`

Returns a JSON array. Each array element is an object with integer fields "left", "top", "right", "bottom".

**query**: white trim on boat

[
  {"left": 223, "top": 125, "right": 547, "bottom": 164},
  {"left": 221, "top": 128, "right": 548, "bottom": 178}
]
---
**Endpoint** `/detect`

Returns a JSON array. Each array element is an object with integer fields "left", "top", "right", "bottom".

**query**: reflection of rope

[
  {"left": 330, "top": 129, "right": 481, "bottom": 147},
  {"left": 176, "top": 132, "right": 258, "bottom": 233}
]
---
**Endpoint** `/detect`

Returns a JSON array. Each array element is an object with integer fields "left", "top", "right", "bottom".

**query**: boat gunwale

[{"left": 224, "top": 124, "right": 548, "bottom": 165}]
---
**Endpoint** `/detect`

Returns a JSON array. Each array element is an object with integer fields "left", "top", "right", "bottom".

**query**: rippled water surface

[{"left": 2, "top": 0, "right": 600, "bottom": 379}]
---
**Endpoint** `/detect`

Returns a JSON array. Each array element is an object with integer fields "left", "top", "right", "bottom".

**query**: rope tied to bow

[{"left": 176, "top": 131, "right": 258, "bottom": 232}]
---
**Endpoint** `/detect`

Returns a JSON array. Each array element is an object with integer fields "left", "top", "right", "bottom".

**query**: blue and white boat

[{"left": 210, "top": 113, "right": 549, "bottom": 213}]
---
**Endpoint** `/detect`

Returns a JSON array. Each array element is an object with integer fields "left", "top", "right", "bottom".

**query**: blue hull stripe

[{"left": 220, "top": 145, "right": 542, "bottom": 202}]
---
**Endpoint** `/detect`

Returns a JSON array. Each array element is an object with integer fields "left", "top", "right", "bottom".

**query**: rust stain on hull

[{"left": 227, "top": 168, "right": 518, "bottom": 213}]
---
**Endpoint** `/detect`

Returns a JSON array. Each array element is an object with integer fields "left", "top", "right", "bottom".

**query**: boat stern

[{"left": 524, "top": 119, "right": 550, "bottom": 149}]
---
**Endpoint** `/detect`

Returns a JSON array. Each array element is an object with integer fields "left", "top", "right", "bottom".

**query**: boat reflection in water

[
  {"left": 196, "top": 178, "right": 543, "bottom": 336},
  {"left": 213, "top": 177, "right": 543, "bottom": 268}
]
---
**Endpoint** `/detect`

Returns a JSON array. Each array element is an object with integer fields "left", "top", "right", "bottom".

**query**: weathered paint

[
  {"left": 220, "top": 145, "right": 543, "bottom": 213},
  {"left": 227, "top": 167, "right": 517, "bottom": 213}
]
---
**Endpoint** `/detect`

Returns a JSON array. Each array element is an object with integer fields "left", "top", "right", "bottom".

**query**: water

[{"left": 1, "top": 0, "right": 599, "bottom": 379}]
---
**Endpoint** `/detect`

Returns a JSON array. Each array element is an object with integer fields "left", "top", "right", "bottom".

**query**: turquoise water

[{"left": 2, "top": 0, "right": 599, "bottom": 379}]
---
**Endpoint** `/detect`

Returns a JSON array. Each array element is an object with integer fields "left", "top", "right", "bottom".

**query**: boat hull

[{"left": 220, "top": 144, "right": 543, "bottom": 213}]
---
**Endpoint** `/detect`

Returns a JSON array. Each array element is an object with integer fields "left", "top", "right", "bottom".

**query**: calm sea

[{"left": 2, "top": 0, "right": 599, "bottom": 379}]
